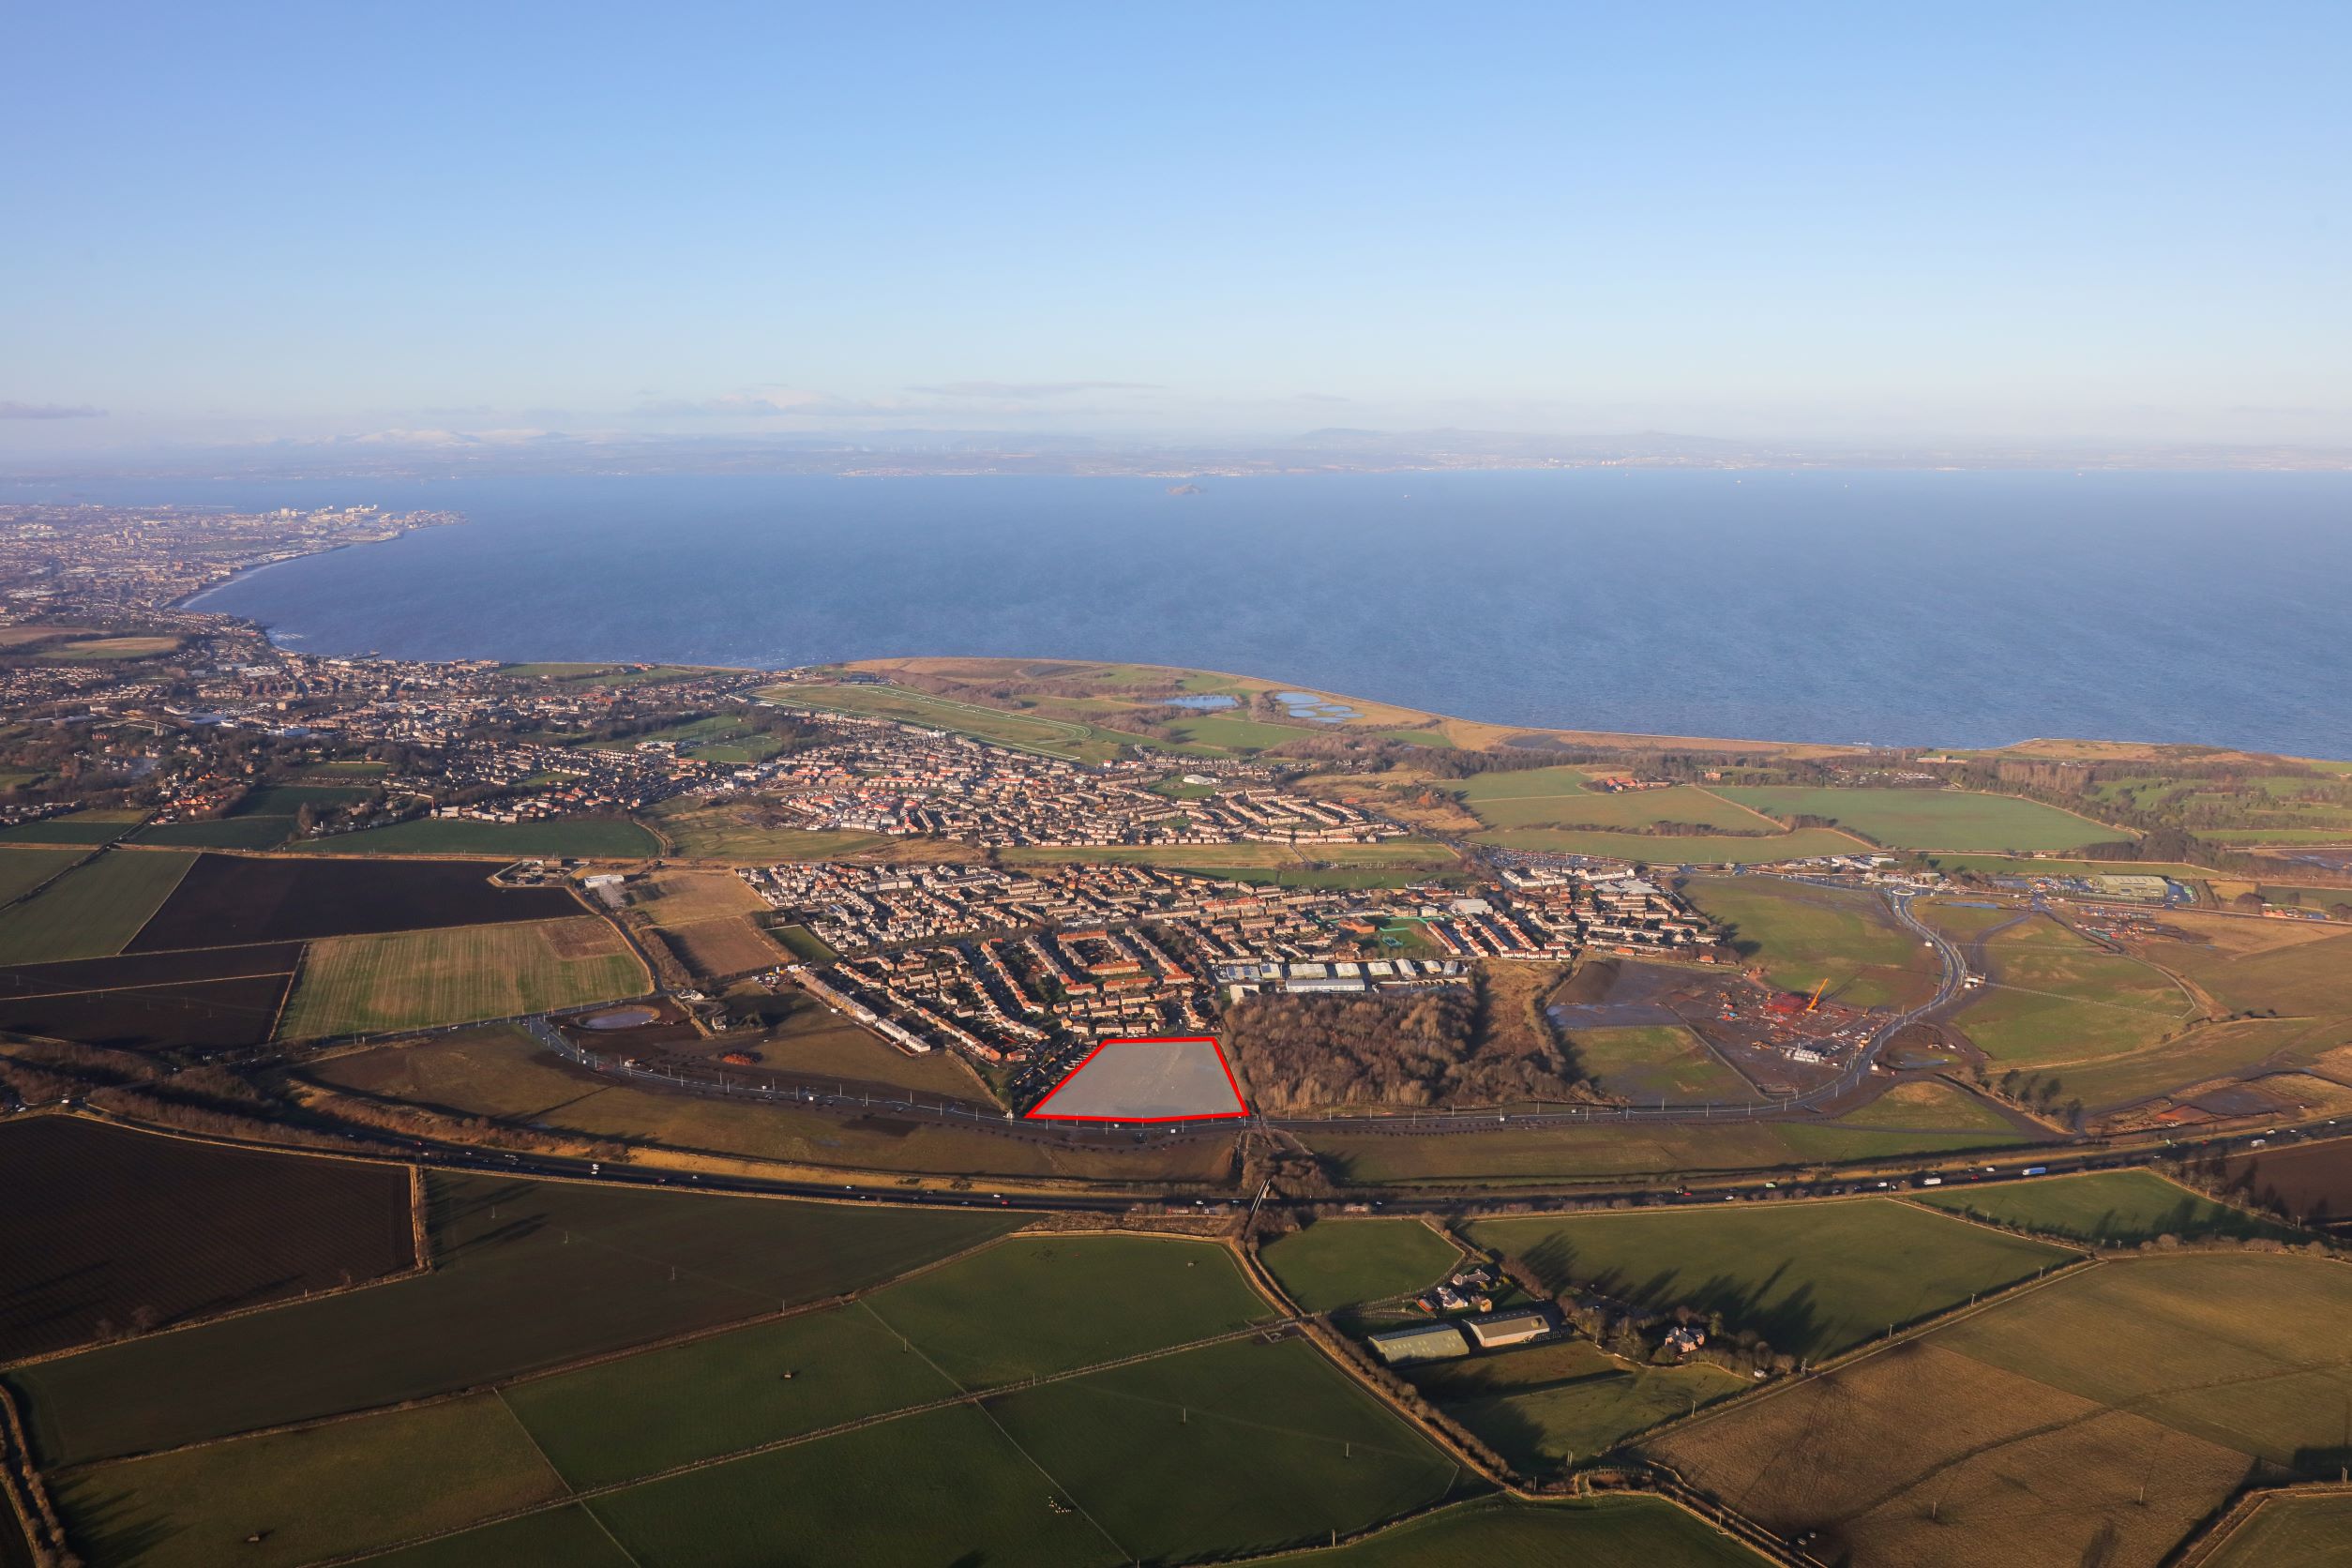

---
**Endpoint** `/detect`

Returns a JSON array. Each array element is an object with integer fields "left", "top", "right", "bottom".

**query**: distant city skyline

[{"left": 6, "top": 3, "right": 2348, "bottom": 460}]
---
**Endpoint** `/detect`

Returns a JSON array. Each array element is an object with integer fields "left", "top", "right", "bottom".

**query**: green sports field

[
  {"left": 1470, "top": 1199, "right": 2072, "bottom": 1359},
  {"left": 1259, "top": 1218, "right": 1464, "bottom": 1313}
]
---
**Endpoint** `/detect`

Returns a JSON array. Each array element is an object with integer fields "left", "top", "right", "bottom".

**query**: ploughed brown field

[
  {"left": 126, "top": 854, "right": 583, "bottom": 950},
  {"left": 2224, "top": 1134, "right": 2352, "bottom": 1228},
  {"left": 0, "top": 1117, "right": 415, "bottom": 1361},
  {"left": 0, "top": 942, "right": 302, "bottom": 1051}
]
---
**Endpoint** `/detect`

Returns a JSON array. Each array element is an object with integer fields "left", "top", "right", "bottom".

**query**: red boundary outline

[{"left": 1023, "top": 1034, "right": 1249, "bottom": 1123}]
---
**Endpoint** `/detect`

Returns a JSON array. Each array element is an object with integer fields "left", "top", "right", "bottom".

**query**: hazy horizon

[{"left": 6, "top": 3, "right": 2348, "bottom": 462}]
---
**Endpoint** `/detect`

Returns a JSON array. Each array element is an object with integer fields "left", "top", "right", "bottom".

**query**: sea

[{"left": 15, "top": 469, "right": 2351, "bottom": 757}]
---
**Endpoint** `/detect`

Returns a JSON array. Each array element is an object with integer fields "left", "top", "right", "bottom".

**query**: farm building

[
  {"left": 1367, "top": 1322, "right": 1470, "bottom": 1365},
  {"left": 1464, "top": 1308, "right": 1554, "bottom": 1350}
]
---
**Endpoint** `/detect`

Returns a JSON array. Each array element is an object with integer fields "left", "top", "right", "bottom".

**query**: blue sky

[{"left": 5, "top": 3, "right": 2346, "bottom": 453}]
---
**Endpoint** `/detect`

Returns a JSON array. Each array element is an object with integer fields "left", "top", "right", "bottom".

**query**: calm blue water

[{"left": 16, "top": 470, "right": 2351, "bottom": 755}]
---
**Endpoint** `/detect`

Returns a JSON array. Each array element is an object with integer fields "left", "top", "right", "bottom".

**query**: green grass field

[
  {"left": 1166, "top": 713, "right": 1326, "bottom": 752},
  {"left": 502, "top": 1304, "right": 958, "bottom": 1489},
  {"left": 1568, "top": 1023, "right": 1763, "bottom": 1105},
  {"left": 587, "top": 1403, "right": 1121, "bottom": 1567},
  {"left": 984, "top": 1335, "right": 1467, "bottom": 1563},
  {"left": 770, "top": 681, "right": 1151, "bottom": 762},
  {"left": 1263, "top": 1495, "right": 1767, "bottom": 1567},
  {"left": 771, "top": 922, "right": 837, "bottom": 961},
  {"left": 1470, "top": 1199, "right": 2072, "bottom": 1359},
  {"left": 52, "top": 1395, "right": 566, "bottom": 1568},
  {"left": 1804, "top": 1078, "right": 2019, "bottom": 1136},
  {"left": 0, "top": 849, "right": 192, "bottom": 963},
  {"left": 1259, "top": 1219, "right": 1463, "bottom": 1313},
  {"left": 1462, "top": 770, "right": 1775, "bottom": 836},
  {"left": 1407, "top": 1337, "right": 1748, "bottom": 1471},
  {"left": 370, "top": 1340, "right": 1494, "bottom": 1568},
  {"left": 351, "top": 1506, "right": 636, "bottom": 1568},
  {"left": 1769, "top": 1079, "right": 2030, "bottom": 1164},
  {"left": 2058, "top": 1016, "right": 2347, "bottom": 1110},
  {"left": 1682, "top": 875, "right": 1942, "bottom": 1010},
  {"left": 277, "top": 917, "right": 647, "bottom": 1037},
  {"left": 2205, "top": 1492, "right": 2352, "bottom": 1567},
  {"left": 1462, "top": 825, "right": 1867, "bottom": 864},
  {"left": 0, "top": 808, "right": 143, "bottom": 845},
  {"left": 294, "top": 816, "right": 661, "bottom": 858},
  {"left": 1715, "top": 787, "right": 2111, "bottom": 852},
  {"left": 861, "top": 1234, "right": 1274, "bottom": 1388},
  {"left": 1954, "top": 912, "right": 2194, "bottom": 1066},
  {"left": 129, "top": 816, "right": 296, "bottom": 849},
  {"left": 10, "top": 1175, "right": 1019, "bottom": 1466},
  {"left": 2154, "top": 921, "right": 2352, "bottom": 1017},
  {"left": 1306, "top": 1106, "right": 2028, "bottom": 1188},
  {"left": 1911, "top": 1169, "right": 2300, "bottom": 1244},
  {"left": 0, "top": 846, "right": 81, "bottom": 905},
  {"left": 647, "top": 799, "right": 894, "bottom": 862}
]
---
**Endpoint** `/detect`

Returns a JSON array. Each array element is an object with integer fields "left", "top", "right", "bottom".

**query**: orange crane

[{"left": 1804, "top": 977, "right": 1830, "bottom": 1013}]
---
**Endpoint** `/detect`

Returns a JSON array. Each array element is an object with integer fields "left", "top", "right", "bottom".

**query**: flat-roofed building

[
  {"left": 1464, "top": 1307, "right": 1555, "bottom": 1350},
  {"left": 1367, "top": 1322, "right": 1470, "bottom": 1365}
]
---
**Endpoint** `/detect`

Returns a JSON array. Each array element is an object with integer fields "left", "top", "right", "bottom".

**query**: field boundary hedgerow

[
  {"left": 0, "top": 1379, "right": 69, "bottom": 1568},
  {"left": 2168, "top": 1478, "right": 2352, "bottom": 1568}
]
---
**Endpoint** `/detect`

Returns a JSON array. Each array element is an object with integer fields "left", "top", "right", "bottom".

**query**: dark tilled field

[
  {"left": 0, "top": 942, "right": 304, "bottom": 994},
  {"left": 0, "top": 1117, "right": 415, "bottom": 1362},
  {"left": 0, "top": 943, "right": 302, "bottom": 1051},
  {"left": 11, "top": 1174, "right": 1023, "bottom": 1465},
  {"left": 0, "top": 972, "right": 296, "bottom": 1052},
  {"left": 2224, "top": 1135, "right": 2352, "bottom": 1226},
  {"left": 127, "top": 855, "right": 581, "bottom": 950}
]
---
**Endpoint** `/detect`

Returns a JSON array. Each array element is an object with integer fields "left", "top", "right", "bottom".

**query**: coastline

[{"left": 162, "top": 496, "right": 2351, "bottom": 765}]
